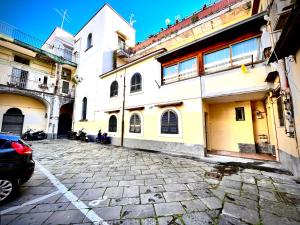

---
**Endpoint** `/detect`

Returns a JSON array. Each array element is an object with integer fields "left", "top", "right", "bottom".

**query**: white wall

[{"left": 73, "top": 4, "right": 135, "bottom": 122}]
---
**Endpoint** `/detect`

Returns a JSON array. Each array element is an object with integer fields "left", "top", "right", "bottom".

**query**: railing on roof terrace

[
  {"left": 0, "top": 21, "right": 77, "bottom": 64},
  {"left": 133, "top": 0, "right": 244, "bottom": 52},
  {"left": 0, "top": 21, "right": 44, "bottom": 48}
]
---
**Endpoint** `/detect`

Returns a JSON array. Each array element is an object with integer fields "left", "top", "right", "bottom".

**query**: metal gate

[{"left": 1, "top": 108, "right": 24, "bottom": 135}]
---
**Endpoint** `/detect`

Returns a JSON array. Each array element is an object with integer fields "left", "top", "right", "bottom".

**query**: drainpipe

[
  {"left": 276, "top": 59, "right": 289, "bottom": 91},
  {"left": 120, "top": 69, "right": 126, "bottom": 147}
]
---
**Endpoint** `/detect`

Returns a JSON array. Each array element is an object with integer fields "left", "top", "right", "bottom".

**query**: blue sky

[{"left": 0, "top": 0, "right": 209, "bottom": 43}]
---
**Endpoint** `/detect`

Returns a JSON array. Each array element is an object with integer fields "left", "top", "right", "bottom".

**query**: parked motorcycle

[
  {"left": 67, "top": 130, "right": 77, "bottom": 140},
  {"left": 22, "top": 129, "right": 47, "bottom": 141},
  {"left": 77, "top": 128, "right": 88, "bottom": 142},
  {"left": 96, "top": 130, "right": 111, "bottom": 144}
]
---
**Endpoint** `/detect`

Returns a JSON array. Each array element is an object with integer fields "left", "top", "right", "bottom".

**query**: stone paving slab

[{"left": 1, "top": 139, "right": 300, "bottom": 225}]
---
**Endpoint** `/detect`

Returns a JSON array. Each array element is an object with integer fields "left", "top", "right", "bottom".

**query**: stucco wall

[
  {"left": 74, "top": 5, "right": 135, "bottom": 123},
  {"left": 202, "top": 64, "right": 271, "bottom": 98},
  {"left": 207, "top": 101, "right": 255, "bottom": 152},
  {"left": 0, "top": 94, "right": 47, "bottom": 134}
]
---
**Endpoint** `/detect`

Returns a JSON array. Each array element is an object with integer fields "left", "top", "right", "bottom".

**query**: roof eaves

[{"left": 156, "top": 11, "right": 267, "bottom": 60}]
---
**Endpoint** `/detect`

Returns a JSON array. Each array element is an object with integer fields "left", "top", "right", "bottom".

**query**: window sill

[
  {"left": 129, "top": 90, "right": 143, "bottom": 96},
  {"left": 127, "top": 132, "right": 143, "bottom": 137},
  {"left": 85, "top": 45, "right": 93, "bottom": 52},
  {"left": 162, "top": 75, "right": 200, "bottom": 86},
  {"left": 203, "top": 60, "right": 265, "bottom": 76},
  {"left": 159, "top": 133, "right": 182, "bottom": 138}
]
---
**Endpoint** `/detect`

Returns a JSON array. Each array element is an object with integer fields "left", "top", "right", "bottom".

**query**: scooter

[
  {"left": 22, "top": 129, "right": 47, "bottom": 141},
  {"left": 78, "top": 128, "right": 88, "bottom": 142},
  {"left": 67, "top": 130, "right": 77, "bottom": 140},
  {"left": 96, "top": 130, "right": 111, "bottom": 144}
]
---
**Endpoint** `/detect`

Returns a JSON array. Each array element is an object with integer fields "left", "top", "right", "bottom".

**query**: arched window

[
  {"left": 109, "top": 115, "right": 117, "bottom": 132},
  {"left": 161, "top": 110, "right": 178, "bottom": 134},
  {"left": 110, "top": 81, "right": 118, "bottom": 97},
  {"left": 6, "top": 108, "right": 23, "bottom": 115},
  {"left": 130, "top": 73, "right": 142, "bottom": 93},
  {"left": 129, "top": 113, "right": 141, "bottom": 133},
  {"left": 82, "top": 97, "right": 87, "bottom": 120},
  {"left": 87, "top": 33, "right": 93, "bottom": 49}
]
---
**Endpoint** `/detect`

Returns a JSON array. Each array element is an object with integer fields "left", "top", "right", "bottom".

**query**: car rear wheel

[{"left": 0, "top": 179, "right": 16, "bottom": 202}]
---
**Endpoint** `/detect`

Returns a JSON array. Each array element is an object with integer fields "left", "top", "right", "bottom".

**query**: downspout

[
  {"left": 276, "top": 59, "right": 289, "bottom": 91},
  {"left": 200, "top": 75, "right": 207, "bottom": 157},
  {"left": 120, "top": 68, "right": 126, "bottom": 147},
  {"left": 270, "top": 96, "right": 280, "bottom": 161}
]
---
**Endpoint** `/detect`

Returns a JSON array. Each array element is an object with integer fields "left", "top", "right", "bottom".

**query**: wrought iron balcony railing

[{"left": 0, "top": 21, "right": 77, "bottom": 64}]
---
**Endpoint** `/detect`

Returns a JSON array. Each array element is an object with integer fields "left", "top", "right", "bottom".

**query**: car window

[{"left": 0, "top": 139, "right": 8, "bottom": 149}]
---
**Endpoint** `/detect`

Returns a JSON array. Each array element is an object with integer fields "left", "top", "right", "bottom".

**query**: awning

[
  {"left": 105, "top": 109, "right": 120, "bottom": 114},
  {"left": 265, "top": 71, "right": 278, "bottom": 82},
  {"left": 155, "top": 101, "right": 183, "bottom": 108},
  {"left": 125, "top": 106, "right": 145, "bottom": 111}
]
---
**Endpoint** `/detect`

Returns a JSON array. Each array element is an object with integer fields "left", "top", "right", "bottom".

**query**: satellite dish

[
  {"left": 165, "top": 18, "right": 171, "bottom": 26},
  {"left": 175, "top": 15, "right": 181, "bottom": 21}
]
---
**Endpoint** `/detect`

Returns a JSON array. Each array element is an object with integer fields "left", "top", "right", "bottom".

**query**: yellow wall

[
  {"left": 289, "top": 51, "right": 300, "bottom": 156},
  {"left": 0, "top": 94, "right": 47, "bottom": 133},
  {"left": 74, "top": 98, "right": 205, "bottom": 145},
  {"left": 207, "top": 101, "right": 255, "bottom": 152},
  {"left": 251, "top": 100, "right": 269, "bottom": 143},
  {"left": 0, "top": 46, "right": 55, "bottom": 76},
  {"left": 202, "top": 65, "right": 270, "bottom": 98}
]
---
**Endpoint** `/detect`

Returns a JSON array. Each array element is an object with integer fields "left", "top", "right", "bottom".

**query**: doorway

[{"left": 1, "top": 108, "right": 24, "bottom": 135}]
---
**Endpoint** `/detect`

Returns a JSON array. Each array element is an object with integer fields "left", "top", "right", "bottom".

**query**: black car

[{"left": 0, "top": 133, "right": 35, "bottom": 203}]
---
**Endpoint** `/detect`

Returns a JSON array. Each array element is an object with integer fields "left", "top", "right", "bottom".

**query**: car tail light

[{"left": 11, "top": 142, "right": 32, "bottom": 155}]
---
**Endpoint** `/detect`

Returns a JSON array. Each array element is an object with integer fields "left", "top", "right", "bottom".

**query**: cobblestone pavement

[{"left": 1, "top": 140, "right": 300, "bottom": 225}]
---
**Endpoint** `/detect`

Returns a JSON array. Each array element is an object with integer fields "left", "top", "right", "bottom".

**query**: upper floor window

[
  {"left": 204, "top": 37, "right": 262, "bottom": 73},
  {"left": 86, "top": 33, "right": 93, "bottom": 50},
  {"left": 11, "top": 68, "right": 28, "bottom": 89},
  {"left": 130, "top": 73, "right": 142, "bottom": 93},
  {"left": 163, "top": 57, "right": 197, "bottom": 84},
  {"left": 14, "top": 55, "right": 30, "bottom": 65},
  {"left": 110, "top": 81, "right": 118, "bottom": 97},
  {"left": 62, "top": 68, "right": 71, "bottom": 81},
  {"left": 82, "top": 97, "right": 87, "bottom": 120},
  {"left": 235, "top": 107, "right": 245, "bottom": 121},
  {"left": 129, "top": 114, "right": 141, "bottom": 133},
  {"left": 109, "top": 115, "right": 117, "bottom": 132},
  {"left": 63, "top": 46, "right": 73, "bottom": 61},
  {"left": 118, "top": 36, "right": 126, "bottom": 50},
  {"left": 161, "top": 110, "right": 178, "bottom": 134}
]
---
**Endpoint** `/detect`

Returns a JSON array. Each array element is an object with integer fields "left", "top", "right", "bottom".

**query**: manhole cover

[{"left": 205, "top": 171, "right": 223, "bottom": 180}]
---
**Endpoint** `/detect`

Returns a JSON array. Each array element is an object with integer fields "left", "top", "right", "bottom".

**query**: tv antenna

[
  {"left": 54, "top": 8, "right": 71, "bottom": 29},
  {"left": 129, "top": 14, "right": 136, "bottom": 27}
]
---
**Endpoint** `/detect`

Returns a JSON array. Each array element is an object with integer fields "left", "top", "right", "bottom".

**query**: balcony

[
  {"left": 201, "top": 63, "right": 272, "bottom": 101},
  {"left": 0, "top": 21, "right": 78, "bottom": 64},
  {"left": 269, "top": 0, "right": 294, "bottom": 31},
  {"left": 0, "top": 66, "right": 74, "bottom": 98}
]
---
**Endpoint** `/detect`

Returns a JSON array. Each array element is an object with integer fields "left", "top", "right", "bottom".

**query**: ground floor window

[
  {"left": 129, "top": 113, "right": 141, "bottom": 133},
  {"left": 161, "top": 110, "right": 178, "bottom": 134},
  {"left": 235, "top": 107, "right": 245, "bottom": 121},
  {"left": 109, "top": 115, "right": 117, "bottom": 132}
]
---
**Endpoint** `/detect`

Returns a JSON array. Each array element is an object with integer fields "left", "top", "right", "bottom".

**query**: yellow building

[
  {"left": 0, "top": 23, "right": 77, "bottom": 138},
  {"left": 74, "top": 1, "right": 271, "bottom": 155},
  {"left": 260, "top": 0, "right": 300, "bottom": 176}
]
